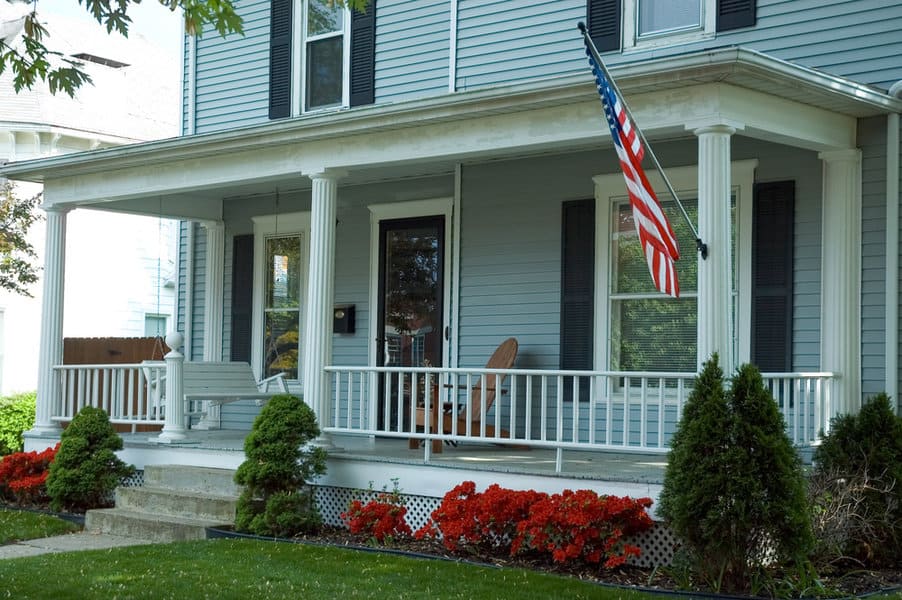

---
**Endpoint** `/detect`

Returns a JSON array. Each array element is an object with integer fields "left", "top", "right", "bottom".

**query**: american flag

[{"left": 586, "top": 51, "right": 681, "bottom": 297}]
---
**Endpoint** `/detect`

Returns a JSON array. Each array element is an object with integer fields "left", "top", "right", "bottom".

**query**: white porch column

[
  {"left": 819, "top": 149, "right": 862, "bottom": 415},
  {"left": 29, "top": 205, "right": 69, "bottom": 437},
  {"left": 693, "top": 124, "right": 737, "bottom": 372},
  {"left": 197, "top": 220, "right": 224, "bottom": 429},
  {"left": 303, "top": 170, "right": 343, "bottom": 442}
]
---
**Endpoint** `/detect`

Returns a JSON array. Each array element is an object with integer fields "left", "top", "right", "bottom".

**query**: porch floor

[{"left": 117, "top": 430, "right": 668, "bottom": 486}]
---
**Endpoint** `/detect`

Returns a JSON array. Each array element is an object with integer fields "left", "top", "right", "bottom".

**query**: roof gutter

[{"left": 2, "top": 47, "right": 901, "bottom": 184}]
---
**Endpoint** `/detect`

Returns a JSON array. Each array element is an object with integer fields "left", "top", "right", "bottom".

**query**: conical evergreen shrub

[
  {"left": 46, "top": 406, "right": 135, "bottom": 512},
  {"left": 234, "top": 394, "right": 327, "bottom": 536},
  {"left": 659, "top": 356, "right": 812, "bottom": 591}
]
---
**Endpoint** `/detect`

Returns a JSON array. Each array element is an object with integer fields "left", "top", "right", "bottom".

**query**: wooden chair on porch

[{"left": 411, "top": 337, "right": 518, "bottom": 452}]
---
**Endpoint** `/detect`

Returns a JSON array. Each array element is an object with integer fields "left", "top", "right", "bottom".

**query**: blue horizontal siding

[
  {"left": 193, "top": 0, "right": 270, "bottom": 134},
  {"left": 375, "top": 0, "right": 451, "bottom": 103}
]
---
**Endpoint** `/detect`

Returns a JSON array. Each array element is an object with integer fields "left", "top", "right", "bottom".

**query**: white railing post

[{"left": 157, "top": 332, "right": 187, "bottom": 443}]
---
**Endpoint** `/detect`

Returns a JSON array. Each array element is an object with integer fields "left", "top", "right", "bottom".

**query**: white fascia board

[
  {"left": 3, "top": 47, "right": 898, "bottom": 186},
  {"left": 38, "top": 82, "right": 855, "bottom": 208}
]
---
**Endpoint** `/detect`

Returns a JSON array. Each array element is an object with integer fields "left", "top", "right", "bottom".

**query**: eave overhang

[{"left": 2, "top": 46, "right": 898, "bottom": 197}]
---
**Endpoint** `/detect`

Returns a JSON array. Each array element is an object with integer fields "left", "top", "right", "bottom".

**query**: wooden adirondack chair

[{"left": 412, "top": 337, "right": 518, "bottom": 452}]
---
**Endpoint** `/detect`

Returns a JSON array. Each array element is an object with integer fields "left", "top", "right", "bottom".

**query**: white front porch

[{"left": 6, "top": 48, "right": 899, "bottom": 498}]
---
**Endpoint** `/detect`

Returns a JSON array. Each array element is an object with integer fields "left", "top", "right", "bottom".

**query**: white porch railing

[
  {"left": 325, "top": 366, "right": 837, "bottom": 465},
  {"left": 52, "top": 363, "right": 166, "bottom": 431}
]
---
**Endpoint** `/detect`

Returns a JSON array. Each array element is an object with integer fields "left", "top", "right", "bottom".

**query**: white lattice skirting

[{"left": 314, "top": 485, "right": 676, "bottom": 568}]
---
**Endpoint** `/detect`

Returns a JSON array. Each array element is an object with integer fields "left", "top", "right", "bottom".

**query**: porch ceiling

[{"left": 2, "top": 47, "right": 898, "bottom": 218}]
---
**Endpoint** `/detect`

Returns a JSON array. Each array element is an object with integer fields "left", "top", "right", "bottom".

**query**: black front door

[{"left": 376, "top": 216, "right": 445, "bottom": 429}]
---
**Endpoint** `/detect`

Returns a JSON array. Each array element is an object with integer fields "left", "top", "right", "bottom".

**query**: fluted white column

[
  {"left": 202, "top": 220, "right": 225, "bottom": 360},
  {"left": 197, "top": 220, "right": 225, "bottom": 429},
  {"left": 694, "top": 124, "right": 736, "bottom": 372},
  {"left": 820, "top": 149, "right": 862, "bottom": 416},
  {"left": 303, "top": 170, "right": 343, "bottom": 443},
  {"left": 29, "top": 205, "right": 69, "bottom": 437}
]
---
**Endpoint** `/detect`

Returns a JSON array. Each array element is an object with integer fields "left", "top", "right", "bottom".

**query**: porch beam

[
  {"left": 819, "top": 148, "right": 862, "bottom": 416},
  {"left": 30, "top": 83, "right": 855, "bottom": 212},
  {"left": 302, "top": 170, "right": 344, "bottom": 440},
  {"left": 29, "top": 205, "right": 69, "bottom": 437},
  {"left": 692, "top": 123, "right": 740, "bottom": 371}
]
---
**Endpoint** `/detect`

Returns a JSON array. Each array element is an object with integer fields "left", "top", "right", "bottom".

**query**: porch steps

[{"left": 84, "top": 465, "right": 240, "bottom": 542}]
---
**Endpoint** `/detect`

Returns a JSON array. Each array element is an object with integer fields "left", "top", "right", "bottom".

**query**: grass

[
  {"left": 0, "top": 508, "right": 81, "bottom": 544},
  {"left": 0, "top": 538, "right": 661, "bottom": 599}
]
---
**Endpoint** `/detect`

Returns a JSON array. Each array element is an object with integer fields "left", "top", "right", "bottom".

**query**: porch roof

[{"left": 2, "top": 46, "right": 899, "bottom": 217}]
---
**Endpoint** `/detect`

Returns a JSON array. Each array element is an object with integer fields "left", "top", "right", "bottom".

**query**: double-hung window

[
  {"left": 268, "top": 0, "right": 375, "bottom": 118},
  {"left": 586, "top": 0, "right": 757, "bottom": 53},
  {"left": 595, "top": 161, "right": 757, "bottom": 374},
  {"left": 252, "top": 213, "right": 311, "bottom": 382},
  {"left": 304, "top": 0, "right": 345, "bottom": 110}
]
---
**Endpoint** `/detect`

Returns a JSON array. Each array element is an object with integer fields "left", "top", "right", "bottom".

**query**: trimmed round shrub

[
  {"left": 812, "top": 393, "right": 902, "bottom": 567},
  {"left": 234, "top": 394, "right": 327, "bottom": 536},
  {"left": 0, "top": 392, "right": 36, "bottom": 455},
  {"left": 45, "top": 406, "right": 135, "bottom": 512},
  {"left": 658, "top": 355, "right": 812, "bottom": 592}
]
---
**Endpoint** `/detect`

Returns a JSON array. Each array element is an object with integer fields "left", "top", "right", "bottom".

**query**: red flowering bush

[
  {"left": 342, "top": 484, "right": 412, "bottom": 543},
  {"left": 514, "top": 489, "right": 653, "bottom": 567},
  {"left": 416, "top": 481, "right": 543, "bottom": 552},
  {"left": 0, "top": 444, "right": 59, "bottom": 506},
  {"left": 416, "top": 481, "right": 654, "bottom": 568}
]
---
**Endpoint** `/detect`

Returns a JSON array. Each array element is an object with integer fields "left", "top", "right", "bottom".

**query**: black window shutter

[
  {"left": 349, "top": 1, "right": 376, "bottom": 107},
  {"left": 561, "top": 199, "right": 595, "bottom": 401},
  {"left": 586, "top": 0, "right": 621, "bottom": 53},
  {"left": 230, "top": 235, "right": 254, "bottom": 363},
  {"left": 751, "top": 181, "right": 793, "bottom": 372},
  {"left": 268, "top": 0, "right": 292, "bottom": 119},
  {"left": 717, "top": 0, "right": 756, "bottom": 32}
]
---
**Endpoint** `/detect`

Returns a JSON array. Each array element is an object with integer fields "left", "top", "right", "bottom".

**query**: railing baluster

[
  {"left": 571, "top": 377, "right": 579, "bottom": 443},
  {"left": 509, "top": 373, "right": 518, "bottom": 442},
  {"left": 640, "top": 377, "right": 648, "bottom": 449},
  {"left": 605, "top": 375, "right": 613, "bottom": 446},
  {"left": 623, "top": 377, "right": 630, "bottom": 447},
  {"left": 540, "top": 375, "right": 548, "bottom": 442},
  {"left": 524, "top": 375, "right": 533, "bottom": 441},
  {"left": 657, "top": 378, "right": 665, "bottom": 450}
]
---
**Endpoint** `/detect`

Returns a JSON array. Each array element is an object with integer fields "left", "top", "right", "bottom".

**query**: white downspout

[{"left": 886, "top": 81, "right": 902, "bottom": 403}]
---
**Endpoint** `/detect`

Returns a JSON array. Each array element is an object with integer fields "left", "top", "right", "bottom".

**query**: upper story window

[
  {"left": 268, "top": 0, "right": 376, "bottom": 119},
  {"left": 304, "top": 0, "right": 346, "bottom": 110},
  {"left": 637, "top": 0, "right": 701, "bottom": 37},
  {"left": 586, "top": 0, "right": 756, "bottom": 54},
  {"left": 624, "top": 0, "right": 712, "bottom": 50}
]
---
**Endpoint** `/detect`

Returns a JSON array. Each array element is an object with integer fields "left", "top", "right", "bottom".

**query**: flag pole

[{"left": 577, "top": 22, "right": 708, "bottom": 259}]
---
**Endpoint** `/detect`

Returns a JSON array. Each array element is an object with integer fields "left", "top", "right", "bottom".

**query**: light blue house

[{"left": 4, "top": 0, "right": 902, "bottom": 530}]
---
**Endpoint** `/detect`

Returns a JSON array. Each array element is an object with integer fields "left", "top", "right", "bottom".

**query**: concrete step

[
  {"left": 115, "top": 486, "right": 237, "bottom": 523},
  {"left": 85, "top": 508, "right": 228, "bottom": 543},
  {"left": 143, "top": 465, "right": 240, "bottom": 496}
]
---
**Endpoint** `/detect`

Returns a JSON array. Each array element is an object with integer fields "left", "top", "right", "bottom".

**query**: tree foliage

[
  {"left": 658, "top": 355, "right": 812, "bottom": 592},
  {"left": 0, "top": 0, "right": 368, "bottom": 97},
  {"left": 0, "top": 182, "right": 41, "bottom": 297}
]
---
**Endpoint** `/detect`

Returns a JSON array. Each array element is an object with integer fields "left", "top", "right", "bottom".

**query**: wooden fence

[{"left": 62, "top": 337, "right": 169, "bottom": 432}]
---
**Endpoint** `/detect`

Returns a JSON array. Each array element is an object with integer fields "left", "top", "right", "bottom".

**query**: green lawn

[
  {"left": 0, "top": 538, "right": 660, "bottom": 599},
  {"left": 0, "top": 508, "right": 81, "bottom": 544}
]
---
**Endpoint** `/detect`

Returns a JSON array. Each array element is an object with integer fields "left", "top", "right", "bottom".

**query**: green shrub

[
  {"left": 234, "top": 394, "right": 326, "bottom": 536},
  {"left": 658, "top": 355, "right": 812, "bottom": 592},
  {"left": 45, "top": 407, "right": 135, "bottom": 512},
  {"left": 0, "top": 392, "right": 36, "bottom": 455},
  {"left": 811, "top": 393, "right": 902, "bottom": 567}
]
